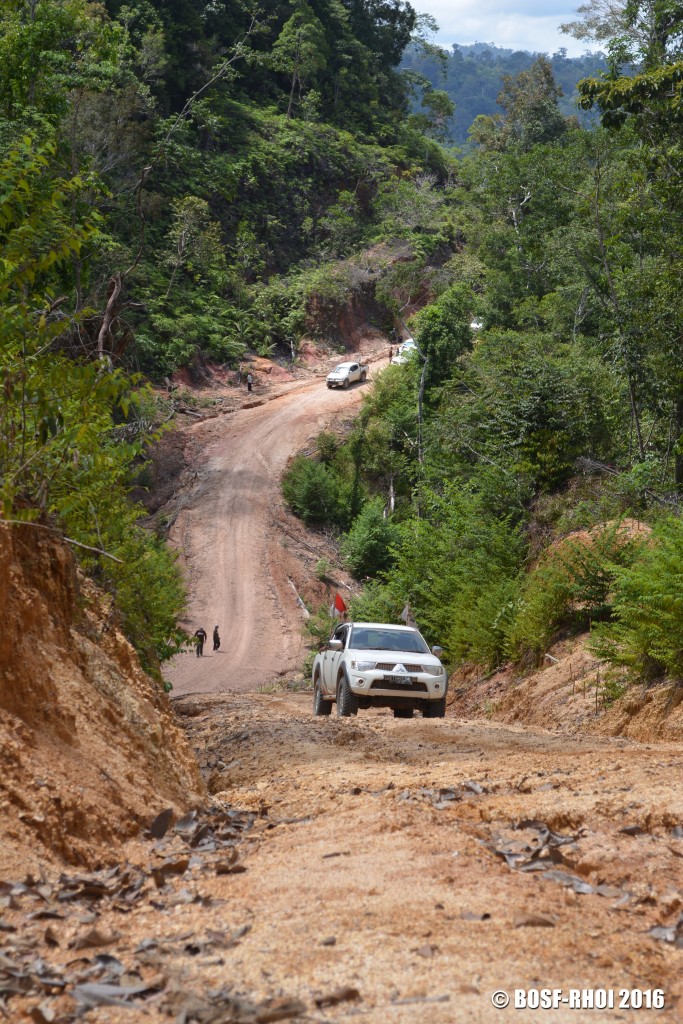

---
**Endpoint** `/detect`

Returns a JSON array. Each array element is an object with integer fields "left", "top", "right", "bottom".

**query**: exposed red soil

[{"left": 0, "top": 523, "right": 204, "bottom": 877}]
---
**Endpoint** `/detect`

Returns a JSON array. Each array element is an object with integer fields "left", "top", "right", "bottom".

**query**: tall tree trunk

[
  {"left": 287, "top": 71, "right": 297, "bottom": 119},
  {"left": 97, "top": 274, "right": 123, "bottom": 358}
]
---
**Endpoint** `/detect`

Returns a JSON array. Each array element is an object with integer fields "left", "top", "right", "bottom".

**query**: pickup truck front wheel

[
  {"left": 342, "top": 378, "right": 350, "bottom": 390},
  {"left": 423, "top": 696, "right": 446, "bottom": 719},
  {"left": 313, "top": 679, "right": 332, "bottom": 716},
  {"left": 336, "top": 673, "right": 359, "bottom": 716}
]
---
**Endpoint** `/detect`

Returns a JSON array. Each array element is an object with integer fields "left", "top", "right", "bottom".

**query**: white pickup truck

[
  {"left": 326, "top": 361, "right": 368, "bottom": 389},
  {"left": 312, "top": 621, "right": 448, "bottom": 718}
]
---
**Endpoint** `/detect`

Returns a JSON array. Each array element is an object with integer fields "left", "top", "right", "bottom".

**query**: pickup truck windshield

[
  {"left": 349, "top": 627, "right": 430, "bottom": 654},
  {"left": 333, "top": 364, "right": 350, "bottom": 373}
]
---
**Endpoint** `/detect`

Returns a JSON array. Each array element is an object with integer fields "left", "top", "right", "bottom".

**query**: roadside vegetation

[
  {"left": 0, "top": 0, "right": 442, "bottom": 673},
  {"left": 283, "top": 0, "right": 683, "bottom": 694},
  {"left": 5, "top": 0, "right": 683, "bottom": 694}
]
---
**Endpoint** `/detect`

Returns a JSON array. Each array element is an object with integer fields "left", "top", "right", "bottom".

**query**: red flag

[{"left": 330, "top": 592, "right": 347, "bottom": 618}]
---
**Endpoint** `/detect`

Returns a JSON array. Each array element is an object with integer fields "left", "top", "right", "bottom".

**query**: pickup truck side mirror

[
  {"left": 431, "top": 645, "right": 443, "bottom": 657},
  {"left": 328, "top": 639, "right": 343, "bottom": 651}
]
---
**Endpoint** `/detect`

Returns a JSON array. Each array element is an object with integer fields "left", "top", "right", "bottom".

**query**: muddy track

[{"left": 165, "top": 366, "right": 381, "bottom": 696}]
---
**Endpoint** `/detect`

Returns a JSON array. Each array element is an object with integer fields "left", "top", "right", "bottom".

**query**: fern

[
  {"left": 590, "top": 517, "right": 683, "bottom": 679},
  {"left": 506, "top": 522, "right": 643, "bottom": 665}
]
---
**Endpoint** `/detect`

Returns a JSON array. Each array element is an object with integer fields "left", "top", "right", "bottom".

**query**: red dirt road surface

[{"left": 165, "top": 370, "right": 375, "bottom": 695}]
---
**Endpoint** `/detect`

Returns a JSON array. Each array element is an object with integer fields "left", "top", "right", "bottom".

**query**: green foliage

[
  {"left": 315, "top": 557, "right": 331, "bottom": 581},
  {"left": 448, "top": 575, "right": 521, "bottom": 669},
  {"left": 433, "top": 331, "right": 619, "bottom": 493},
  {"left": 316, "top": 431, "right": 338, "bottom": 464},
  {"left": 281, "top": 455, "right": 343, "bottom": 526},
  {"left": 506, "top": 524, "right": 643, "bottom": 665},
  {"left": 362, "top": 484, "right": 525, "bottom": 659},
  {"left": 0, "top": 136, "right": 185, "bottom": 673},
  {"left": 591, "top": 517, "right": 683, "bottom": 679},
  {"left": 411, "top": 283, "right": 472, "bottom": 392},
  {"left": 341, "top": 498, "right": 399, "bottom": 577}
]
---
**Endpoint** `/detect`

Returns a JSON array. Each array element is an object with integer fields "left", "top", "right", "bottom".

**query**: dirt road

[
  {"left": 6, "top": 354, "right": 683, "bottom": 1023},
  {"left": 9, "top": 694, "right": 681, "bottom": 1023},
  {"left": 165, "top": 370, "right": 377, "bottom": 696},
  {"left": 152, "top": 352, "right": 683, "bottom": 1023}
]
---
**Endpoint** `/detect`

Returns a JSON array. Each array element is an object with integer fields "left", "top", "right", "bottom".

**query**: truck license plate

[{"left": 384, "top": 675, "right": 415, "bottom": 685}]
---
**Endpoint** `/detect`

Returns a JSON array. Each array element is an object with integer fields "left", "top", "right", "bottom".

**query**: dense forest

[
  {"left": 401, "top": 41, "right": 608, "bottom": 144},
  {"left": 3, "top": 0, "right": 683, "bottom": 693},
  {"left": 282, "top": 0, "right": 683, "bottom": 690}
]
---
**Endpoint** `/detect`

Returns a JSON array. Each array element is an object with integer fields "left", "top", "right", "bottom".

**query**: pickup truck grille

[
  {"left": 374, "top": 663, "right": 424, "bottom": 673},
  {"left": 370, "top": 679, "right": 428, "bottom": 693}
]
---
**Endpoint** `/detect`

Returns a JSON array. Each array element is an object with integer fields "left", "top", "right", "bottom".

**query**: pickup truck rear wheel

[
  {"left": 360, "top": 371, "right": 367, "bottom": 382},
  {"left": 313, "top": 679, "right": 332, "bottom": 716},
  {"left": 423, "top": 697, "right": 446, "bottom": 718},
  {"left": 393, "top": 707, "right": 413, "bottom": 718},
  {"left": 342, "top": 378, "right": 350, "bottom": 390},
  {"left": 336, "top": 674, "right": 358, "bottom": 716}
]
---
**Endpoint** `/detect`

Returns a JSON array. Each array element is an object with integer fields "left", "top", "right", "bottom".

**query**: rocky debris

[
  {"left": 482, "top": 819, "right": 636, "bottom": 900},
  {"left": 0, "top": 804, "right": 259, "bottom": 1021},
  {"left": 314, "top": 985, "right": 361, "bottom": 1008},
  {"left": 395, "top": 780, "right": 488, "bottom": 809},
  {"left": 649, "top": 913, "right": 683, "bottom": 948}
]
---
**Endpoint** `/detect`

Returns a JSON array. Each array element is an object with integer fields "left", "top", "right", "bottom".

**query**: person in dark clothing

[
  {"left": 194, "top": 627, "right": 207, "bottom": 657},
  {"left": 213, "top": 625, "right": 221, "bottom": 651},
  {"left": 246, "top": 372, "right": 253, "bottom": 393}
]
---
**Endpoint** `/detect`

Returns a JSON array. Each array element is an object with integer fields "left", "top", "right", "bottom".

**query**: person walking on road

[
  {"left": 213, "top": 625, "right": 221, "bottom": 651},
  {"left": 194, "top": 627, "right": 207, "bottom": 657},
  {"left": 246, "top": 372, "right": 253, "bottom": 393}
]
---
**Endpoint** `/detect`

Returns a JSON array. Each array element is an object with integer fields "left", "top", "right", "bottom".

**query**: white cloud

[{"left": 420, "top": 0, "right": 600, "bottom": 57}]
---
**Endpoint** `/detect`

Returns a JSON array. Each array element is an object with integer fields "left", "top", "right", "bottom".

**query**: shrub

[
  {"left": 357, "top": 484, "right": 525, "bottom": 659},
  {"left": 316, "top": 431, "right": 338, "bottom": 464},
  {"left": 506, "top": 522, "right": 644, "bottom": 666},
  {"left": 315, "top": 557, "right": 331, "bottom": 580},
  {"left": 341, "top": 498, "right": 398, "bottom": 577},
  {"left": 282, "top": 456, "right": 341, "bottom": 525},
  {"left": 590, "top": 517, "right": 683, "bottom": 679},
  {"left": 449, "top": 574, "right": 521, "bottom": 669}
]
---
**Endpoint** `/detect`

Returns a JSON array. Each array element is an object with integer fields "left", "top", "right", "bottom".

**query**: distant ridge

[{"left": 403, "top": 41, "right": 608, "bottom": 144}]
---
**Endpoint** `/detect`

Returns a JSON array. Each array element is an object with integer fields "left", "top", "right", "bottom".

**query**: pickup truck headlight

[
  {"left": 423, "top": 665, "right": 444, "bottom": 676},
  {"left": 350, "top": 660, "right": 375, "bottom": 671}
]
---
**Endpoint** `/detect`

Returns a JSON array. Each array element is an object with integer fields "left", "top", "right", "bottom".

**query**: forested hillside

[
  {"left": 282, "top": 0, "right": 683, "bottom": 696},
  {"left": 4, "top": 0, "right": 683, "bottom": 699},
  {"left": 402, "top": 41, "right": 608, "bottom": 143},
  {"left": 0, "top": 0, "right": 446, "bottom": 673}
]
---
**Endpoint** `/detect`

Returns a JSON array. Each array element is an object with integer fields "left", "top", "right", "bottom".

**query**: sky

[{"left": 422, "top": 0, "right": 599, "bottom": 58}]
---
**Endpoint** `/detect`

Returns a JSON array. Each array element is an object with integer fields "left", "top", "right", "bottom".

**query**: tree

[
  {"left": 412, "top": 283, "right": 472, "bottom": 393},
  {"left": 271, "top": 2, "right": 328, "bottom": 119},
  {"left": 165, "top": 196, "right": 224, "bottom": 296},
  {"left": 341, "top": 498, "right": 399, "bottom": 577},
  {"left": 0, "top": 136, "right": 185, "bottom": 670},
  {"left": 563, "top": 0, "right": 683, "bottom": 65}
]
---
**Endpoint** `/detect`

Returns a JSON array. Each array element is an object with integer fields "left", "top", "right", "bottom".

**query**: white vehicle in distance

[
  {"left": 326, "top": 361, "right": 368, "bottom": 389},
  {"left": 391, "top": 338, "right": 417, "bottom": 365},
  {"left": 312, "top": 621, "right": 448, "bottom": 719}
]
